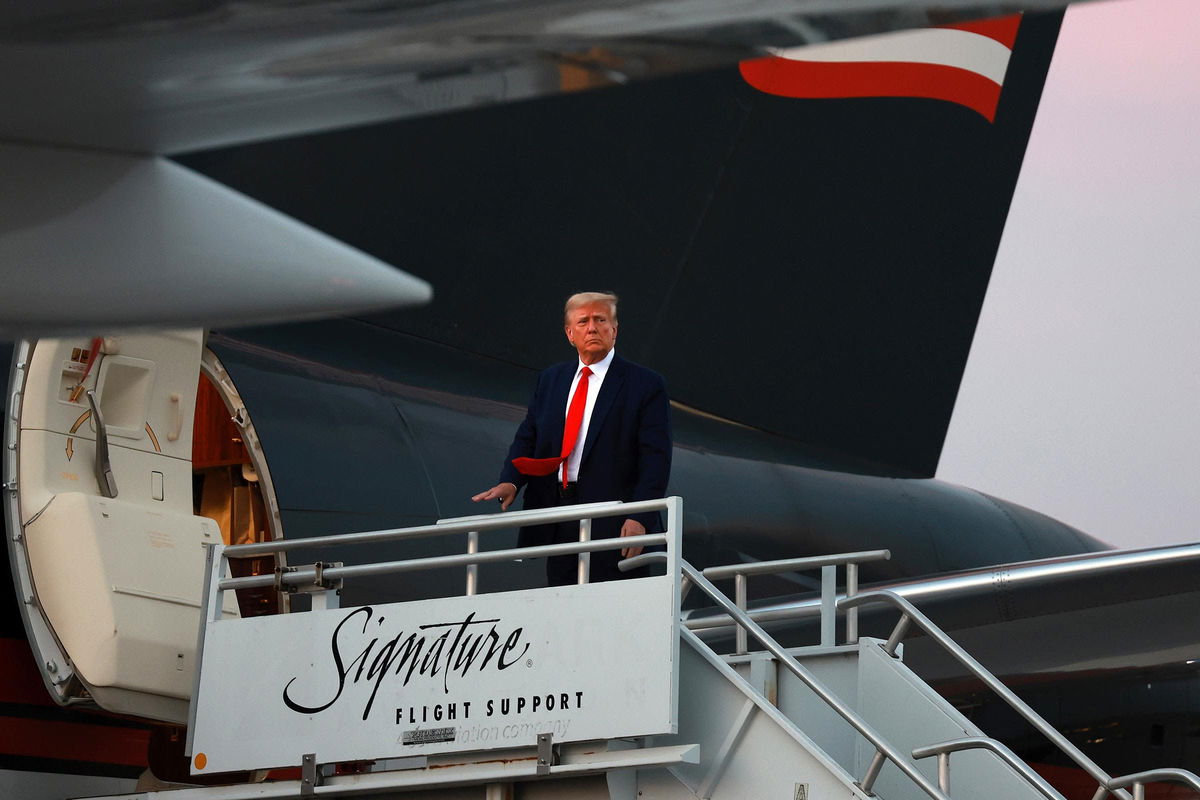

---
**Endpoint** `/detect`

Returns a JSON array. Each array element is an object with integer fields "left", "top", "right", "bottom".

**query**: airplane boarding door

[{"left": 5, "top": 332, "right": 238, "bottom": 724}]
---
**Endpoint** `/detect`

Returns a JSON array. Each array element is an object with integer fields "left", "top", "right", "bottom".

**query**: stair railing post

[
  {"left": 884, "top": 614, "right": 911, "bottom": 657},
  {"left": 734, "top": 572, "right": 748, "bottom": 656},
  {"left": 1091, "top": 788, "right": 1111, "bottom": 800},
  {"left": 860, "top": 749, "right": 887, "bottom": 795},
  {"left": 577, "top": 517, "right": 591, "bottom": 585},
  {"left": 846, "top": 562, "right": 860, "bottom": 644},
  {"left": 465, "top": 531, "right": 479, "bottom": 596},
  {"left": 937, "top": 752, "right": 951, "bottom": 794},
  {"left": 820, "top": 565, "right": 836, "bottom": 647}
]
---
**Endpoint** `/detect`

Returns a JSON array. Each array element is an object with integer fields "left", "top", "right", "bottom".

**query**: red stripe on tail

[{"left": 738, "top": 58, "right": 1004, "bottom": 122}]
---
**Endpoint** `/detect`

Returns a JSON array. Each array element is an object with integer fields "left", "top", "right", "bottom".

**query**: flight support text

[{"left": 396, "top": 691, "right": 584, "bottom": 724}]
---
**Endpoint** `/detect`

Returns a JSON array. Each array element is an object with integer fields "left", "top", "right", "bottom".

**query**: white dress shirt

[{"left": 560, "top": 347, "right": 615, "bottom": 483}]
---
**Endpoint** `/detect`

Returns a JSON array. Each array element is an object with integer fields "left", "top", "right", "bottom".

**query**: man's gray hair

[{"left": 563, "top": 291, "right": 619, "bottom": 324}]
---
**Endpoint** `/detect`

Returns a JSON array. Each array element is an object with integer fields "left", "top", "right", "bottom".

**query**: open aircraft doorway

[
  {"left": 3, "top": 333, "right": 282, "bottom": 726},
  {"left": 195, "top": 347, "right": 285, "bottom": 619}
]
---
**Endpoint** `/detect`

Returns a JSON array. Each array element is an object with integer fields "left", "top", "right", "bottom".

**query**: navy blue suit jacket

[{"left": 500, "top": 354, "right": 672, "bottom": 547}]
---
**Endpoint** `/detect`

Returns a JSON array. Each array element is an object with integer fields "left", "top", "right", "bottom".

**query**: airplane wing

[
  {"left": 4, "top": 0, "right": 1076, "bottom": 156},
  {"left": 0, "top": 0, "right": 1080, "bottom": 336}
]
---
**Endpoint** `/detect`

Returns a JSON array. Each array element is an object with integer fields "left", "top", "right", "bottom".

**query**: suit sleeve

[
  {"left": 630, "top": 373, "right": 672, "bottom": 530},
  {"left": 498, "top": 372, "right": 545, "bottom": 491}
]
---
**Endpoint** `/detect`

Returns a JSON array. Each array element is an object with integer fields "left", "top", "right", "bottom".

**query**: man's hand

[
  {"left": 472, "top": 482, "right": 517, "bottom": 510},
  {"left": 620, "top": 518, "right": 646, "bottom": 558}
]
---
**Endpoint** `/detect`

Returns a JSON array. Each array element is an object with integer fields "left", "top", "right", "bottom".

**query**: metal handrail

[
  {"left": 437, "top": 500, "right": 622, "bottom": 589},
  {"left": 218, "top": 498, "right": 666, "bottom": 594},
  {"left": 699, "top": 550, "right": 891, "bottom": 653},
  {"left": 1098, "top": 768, "right": 1200, "bottom": 800},
  {"left": 911, "top": 737, "right": 1062, "bottom": 800},
  {"left": 702, "top": 550, "right": 892, "bottom": 580},
  {"left": 220, "top": 499, "right": 642, "bottom": 558},
  {"left": 219, "top": 533, "right": 666, "bottom": 591},
  {"left": 619, "top": 553, "right": 951, "bottom": 800},
  {"left": 688, "top": 542, "right": 1200, "bottom": 638},
  {"left": 684, "top": 562, "right": 951, "bottom": 799},
  {"left": 841, "top": 590, "right": 1134, "bottom": 800}
]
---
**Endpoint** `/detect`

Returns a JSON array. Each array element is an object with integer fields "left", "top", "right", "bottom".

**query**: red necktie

[{"left": 512, "top": 366, "right": 592, "bottom": 487}]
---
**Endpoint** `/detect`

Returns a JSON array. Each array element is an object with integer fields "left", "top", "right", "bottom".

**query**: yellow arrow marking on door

[{"left": 65, "top": 410, "right": 93, "bottom": 461}]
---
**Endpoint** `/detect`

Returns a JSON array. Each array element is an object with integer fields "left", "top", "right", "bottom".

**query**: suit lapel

[
  {"left": 581, "top": 355, "right": 626, "bottom": 464},
  {"left": 548, "top": 363, "right": 574, "bottom": 455}
]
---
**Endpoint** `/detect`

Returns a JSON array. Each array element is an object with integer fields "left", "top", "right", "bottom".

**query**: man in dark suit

[{"left": 472, "top": 291, "right": 672, "bottom": 585}]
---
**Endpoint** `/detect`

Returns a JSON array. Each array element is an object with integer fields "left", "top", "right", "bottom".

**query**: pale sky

[{"left": 937, "top": 0, "right": 1200, "bottom": 549}]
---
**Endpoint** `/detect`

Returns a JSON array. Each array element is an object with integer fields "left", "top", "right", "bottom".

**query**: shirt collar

[{"left": 578, "top": 348, "right": 615, "bottom": 380}]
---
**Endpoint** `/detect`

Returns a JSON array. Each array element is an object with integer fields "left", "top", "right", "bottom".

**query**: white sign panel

[{"left": 191, "top": 576, "right": 678, "bottom": 774}]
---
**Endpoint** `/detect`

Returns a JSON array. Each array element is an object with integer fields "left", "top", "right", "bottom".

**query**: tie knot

[{"left": 580, "top": 366, "right": 593, "bottom": 378}]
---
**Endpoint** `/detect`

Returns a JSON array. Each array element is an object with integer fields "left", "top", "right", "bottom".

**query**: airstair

[{"left": 81, "top": 498, "right": 1200, "bottom": 800}]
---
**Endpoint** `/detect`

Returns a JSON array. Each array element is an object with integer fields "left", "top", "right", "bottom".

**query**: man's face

[{"left": 565, "top": 301, "right": 618, "bottom": 364}]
